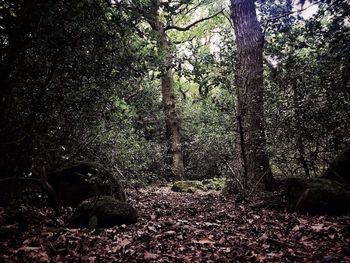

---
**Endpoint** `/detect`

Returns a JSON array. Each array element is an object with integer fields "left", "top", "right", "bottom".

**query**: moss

[
  {"left": 71, "top": 196, "right": 137, "bottom": 228},
  {"left": 286, "top": 177, "right": 350, "bottom": 215},
  {"left": 171, "top": 178, "right": 226, "bottom": 193},
  {"left": 322, "top": 147, "right": 350, "bottom": 185},
  {"left": 201, "top": 178, "right": 225, "bottom": 191},
  {"left": 171, "top": 181, "right": 202, "bottom": 192}
]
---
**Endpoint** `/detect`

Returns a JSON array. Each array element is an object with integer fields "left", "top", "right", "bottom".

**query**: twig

[
  {"left": 225, "top": 161, "right": 245, "bottom": 192},
  {"left": 248, "top": 167, "right": 271, "bottom": 195}
]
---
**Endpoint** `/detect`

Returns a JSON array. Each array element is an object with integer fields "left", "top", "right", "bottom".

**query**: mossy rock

[
  {"left": 286, "top": 177, "right": 350, "bottom": 215},
  {"left": 71, "top": 196, "right": 137, "bottom": 228},
  {"left": 171, "top": 178, "right": 225, "bottom": 193},
  {"left": 171, "top": 181, "right": 202, "bottom": 193},
  {"left": 322, "top": 147, "right": 350, "bottom": 185},
  {"left": 202, "top": 178, "right": 225, "bottom": 191},
  {"left": 48, "top": 162, "right": 126, "bottom": 207}
]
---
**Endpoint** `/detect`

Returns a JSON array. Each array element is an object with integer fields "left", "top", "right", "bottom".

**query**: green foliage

[
  {"left": 263, "top": 0, "right": 350, "bottom": 177},
  {"left": 1, "top": 0, "right": 349, "bottom": 188},
  {"left": 0, "top": 0, "right": 149, "bottom": 176},
  {"left": 182, "top": 98, "right": 234, "bottom": 179}
]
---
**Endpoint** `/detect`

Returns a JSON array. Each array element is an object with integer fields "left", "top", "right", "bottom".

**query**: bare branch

[
  {"left": 164, "top": 8, "right": 224, "bottom": 32},
  {"left": 225, "top": 161, "right": 245, "bottom": 192},
  {"left": 222, "top": 10, "right": 234, "bottom": 28}
]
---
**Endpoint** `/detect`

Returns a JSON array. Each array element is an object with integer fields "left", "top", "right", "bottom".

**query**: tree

[
  {"left": 229, "top": 0, "right": 273, "bottom": 190},
  {"left": 262, "top": 0, "right": 350, "bottom": 177},
  {"left": 145, "top": 0, "right": 223, "bottom": 180},
  {"left": 145, "top": 1, "right": 185, "bottom": 180},
  {"left": 0, "top": 0, "right": 147, "bottom": 179},
  {"left": 174, "top": 16, "right": 235, "bottom": 180}
]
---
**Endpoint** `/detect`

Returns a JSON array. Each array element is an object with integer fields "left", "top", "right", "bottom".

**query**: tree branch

[{"left": 164, "top": 8, "right": 224, "bottom": 32}]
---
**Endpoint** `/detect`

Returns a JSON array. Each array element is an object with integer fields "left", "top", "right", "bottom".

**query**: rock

[
  {"left": 171, "top": 181, "right": 202, "bottom": 193},
  {"left": 71, "top": 196, "right": 137, "bottom": 228},
  {"left": 202, "top": 178, "right": 225, "bottom": 191},
  {"left": 48, "top": 162, "right": 126, "bottom": 207},
  {"left": 171, "top": 178, "right": 225, "bottom": 193},
  {"left": 286, "top": 177, "right": 350, "bottom": 215},
  {"left": 322, "top": 147, "right": 350, "bottom": 185},
  {"left": 285, "top": 147, "right": 350, "bottom": 215}
]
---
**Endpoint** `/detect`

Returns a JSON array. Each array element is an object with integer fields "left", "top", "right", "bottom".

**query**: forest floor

[{"left": 1, "top": 185, "right": 350, "bottom": 262}]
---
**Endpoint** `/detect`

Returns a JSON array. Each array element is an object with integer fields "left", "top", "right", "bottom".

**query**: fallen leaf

[
  {"left": 89, "top": 256, "right": 96, "bottom": 263},
  {"left": 311, "top": 223, "right": 324, "bottom": 232},
  {"left": 260, "top": 233, "right": 268, "bottom": 241},
  {"left": 119, "top": 238, "right": 131, "bottom": 247},
  {"left": 292, "top": 225, "right": 300, "bottom": 231},
  {"left": 193, "top": 236, "right": 215, "bottom": 245},
  {"left": 164, "top": 230, "right": 176, "bottom": 237},
  {"left": 18, "top": 246, "right": 41, "bottom": 251},
  {"left": 144, "top": 251, "right": 158, "bottom": 261},
  {"left": 147, "top": 225, "right": 157, "bottom": 232}
]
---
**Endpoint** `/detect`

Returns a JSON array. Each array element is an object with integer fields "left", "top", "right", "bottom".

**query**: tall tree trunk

[
  {"left": 148, "top": 10, "right": 185, "bottom": 180},
  {"left": 230, "top": 0, "right": 272, "bottom": 190},
  {"left": 159, "top": 27, "right": 185, "bottom": 180}
]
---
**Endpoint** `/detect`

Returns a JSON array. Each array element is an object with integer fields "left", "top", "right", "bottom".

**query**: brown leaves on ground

[{"left": 1, "top": 186, "right": 350, "bottom": 262}]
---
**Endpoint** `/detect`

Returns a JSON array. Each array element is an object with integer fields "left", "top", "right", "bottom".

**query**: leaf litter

[{"left": 0, "top": 185, "right": 349, "bottom": 262}]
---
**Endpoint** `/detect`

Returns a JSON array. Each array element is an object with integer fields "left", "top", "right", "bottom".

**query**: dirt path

[{"left": 1, "top": 186, "right": 350, "bottom": 262}]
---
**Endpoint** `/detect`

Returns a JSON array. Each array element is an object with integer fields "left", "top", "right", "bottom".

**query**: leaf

[
  {"left": 193, "top": 236, "right": 215, "bottom": 245},
  {"left": 147, "top": 225, "right": 157, "bottom": 232},
  {"left": 18, "top": 246, "right": 41, "bottom": 251},
  {"left": 311, "top": 223, "right": 324, "bottom": 232},
  {"left": 36, "top": 251, "right": 51, "bottom": 263},
  {"left": 89, "top": 256, "right": 96, "bottom": 263},
  {"left": 297, "top": 218, "right": 308, "bottom": 225},
  {"left": 292, "top": 225, "right": 300, "bottom": 231},
  {"left": 260, "top": 233, "right": 268, "bottom": 241},
  {"left": 119, "top": 238, "right": 131, "bottom": 249},
  {"left": 144, "top": 251, "right": 158, "bottom": 261},
  {"left": 164, "top": 230, "right": 176, "bottom": 237},
  {"left": 218, "top": 236, "right": 226, "bottom": 244}
]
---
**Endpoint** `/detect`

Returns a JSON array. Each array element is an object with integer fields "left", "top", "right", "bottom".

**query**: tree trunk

[
  {"left": 230, "top": 0, "right": 272, "bottom": 190},
  {"left": 159, "top": 28, "right": 185, "bottom": 180},
  {"left": 148, "top": 8, "right": 185, "bottom": 180}
]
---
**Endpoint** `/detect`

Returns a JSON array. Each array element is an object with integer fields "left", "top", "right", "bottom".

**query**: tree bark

[
  {"left": 148, "top": 8, "right": 185, "bottom": 180},
  {"left": 159, "top": 28, "right": 185, "bottom": 180},
  {"left": 230, "top": 0, "right": 272, "bottom": 190}
]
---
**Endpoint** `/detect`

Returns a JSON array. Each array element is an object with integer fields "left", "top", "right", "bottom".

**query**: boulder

[
  {"left": 322, "top": 147, "right": 350, "bottom": 185},
  {"left": 171, "top": 178, "right": 225, "bottom": 193},
  {"left": 48, "top": 162, "right": 126, "bottom": 207},
  {"left": 71, "top": 196, "right": 137, "bottom": 228},
  {"left": 202, "top": 178, "right": 225, "bottom": 191},
  {"left": 286, "top": 177, "right": 350, "bottom": 215},
  {"left": 171, "top": 180, "right": 203, "bottom": 193}
]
